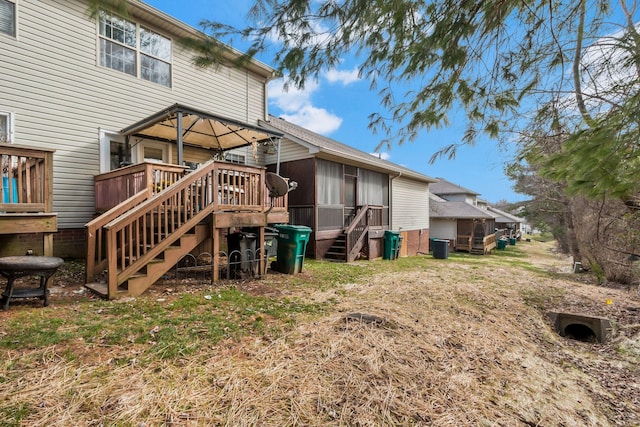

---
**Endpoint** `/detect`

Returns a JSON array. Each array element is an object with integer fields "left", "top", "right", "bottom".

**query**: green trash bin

[
  {"left": 383, "top": 230, "right": 400, "bottom": 260},
  {"left": 509, "top": 237, "right": 517, "bottom": 245},
  {"left": 275, "top": 225, "right": 311, "bottom": 274},
  {"left": 497, "top": 238, "right": 508, "bottom": 250}
]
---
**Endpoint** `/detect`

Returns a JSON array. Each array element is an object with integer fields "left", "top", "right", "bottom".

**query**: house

[
  {"left": 429, "top": 178, "right": 497, "bottom": 254},
  {"left": 0, "top": 0, "right": 289, "bottom": 298},
  {"left": 486, "top": 206, "right": 524, "bottom": 239},
  {"left": 259, "top": 115, "right": 437, "bottom": 262}
]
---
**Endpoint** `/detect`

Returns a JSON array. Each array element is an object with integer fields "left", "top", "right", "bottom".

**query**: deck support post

[
  {"left": 259, "top": 226, "right": 265, "bottom": 276},
  {"left": 212, "top": 223, "right": 220, "bottom": 283}
]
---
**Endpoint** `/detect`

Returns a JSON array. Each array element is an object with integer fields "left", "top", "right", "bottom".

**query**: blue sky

[{"left": 146, "top": 0, "right": 526, "bottom": 204}]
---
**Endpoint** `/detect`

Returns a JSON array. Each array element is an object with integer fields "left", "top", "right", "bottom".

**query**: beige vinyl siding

[
  {"left": 264, "top": 138, "right": 314, "bottom": 165},
  {"left": 391, "top": 177, "right": 429, "bottom": 231},
  {"left": 1, "top": 0, "right": 270, "bottom": 228},
  {"left": 430, "top": 219, "right": 457, "bottom": 241}
]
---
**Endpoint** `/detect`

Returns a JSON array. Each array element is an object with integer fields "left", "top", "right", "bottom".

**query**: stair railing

[
  {"left": 85, "top": 189, "right": 151, "bottom": 283},
  {"left": 483, "top": 233, "right": 497, "bottom": 253},
  {"left": 345, "top": 205, "right": 374, "bottom": 262},
  {"left": 101, "top": 160, "right": 264, "bottom": 296}
]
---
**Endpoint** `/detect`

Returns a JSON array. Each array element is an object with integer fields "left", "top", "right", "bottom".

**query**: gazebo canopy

[{"left": 121, "top": 104, "right": 283, "bottom": 157}]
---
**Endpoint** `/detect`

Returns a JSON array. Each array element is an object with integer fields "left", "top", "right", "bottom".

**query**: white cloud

[
  {"left": 325, "top": 67, "right": 361, "bottom": 85},
  {"left": 280, "top": 105, "right": 343, "bottom": 134},
  {"left": 369, "top": 151, "right": 390, "bottom": 160},
  {"left": 268, "top": 77, "right": 342, "bottom": 134},
  {"left": 268, "top": 79, "right": 320, "bottom": 110}
]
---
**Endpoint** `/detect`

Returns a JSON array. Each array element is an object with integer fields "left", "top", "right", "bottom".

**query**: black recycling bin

[
  {"left": 432, "top": 239, "right": 449, "bottom": 259},
  {"left": 227, "top": 232, "right": 257, "bottom": 277}
]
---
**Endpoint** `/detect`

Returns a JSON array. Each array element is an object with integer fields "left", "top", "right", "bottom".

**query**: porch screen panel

[
  {"left": 358, "top": 169, "right": 388, "bottom": 205},
  {"left": 317, "top": 159, "right": 343, "bottom": 230},
  {"left": 358, "top": 169, "right": 389, "bottom": 225},
  {"left": 290, "top": 207, "right": 314, "bottom": 228}
]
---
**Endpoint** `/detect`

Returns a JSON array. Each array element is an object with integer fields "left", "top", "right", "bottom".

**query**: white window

[
  {"left": 225, "top": 153, "right": 245, "bottom": 165},
  {"left": 140, "top": 27, "right": 172, "bottom": 87},
  {"left": 0, "top": 0, "right": 15, "bottom": 37},
  {"left": 0, "top": 112, "right": 14, "bottom": 143},
  {"left": 98, "top": 11, "right": 172, "bottom": 87},
  {"left": 133, "top": 141, "right": 171, "bottom": 164}
]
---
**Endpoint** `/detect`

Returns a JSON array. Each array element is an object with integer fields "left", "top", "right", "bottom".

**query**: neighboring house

[
  {"left": 0, "top": 0, "right": 288, "bottom": 298},
  {"left": 487, "top": 206, "right": 524, "bottom": 239},
  {"left": 430, "top": 178, "right": 481, "bottom": 206},
  {"left": 429, "top": 178, "right": 497, "bottom": 254},
  {"left": 259, "top": 115, "right": 437, "bottom": 261},
  {"left": 429, "top": 194, "right": 496, "bottom": 254}
]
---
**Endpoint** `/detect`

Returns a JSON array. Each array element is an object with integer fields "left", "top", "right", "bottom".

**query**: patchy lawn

[{"left": 0, "top": 240, "right": 638, "bottom": 426}]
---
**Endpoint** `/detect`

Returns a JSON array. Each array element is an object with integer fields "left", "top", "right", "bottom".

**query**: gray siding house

[{"left": 429, "top": 178, "right": 497, "bottom": 254}]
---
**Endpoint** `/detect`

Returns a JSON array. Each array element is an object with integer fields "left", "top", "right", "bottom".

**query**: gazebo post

[{"left": 176, "top": 110, "right": 183, "bottom": 166}]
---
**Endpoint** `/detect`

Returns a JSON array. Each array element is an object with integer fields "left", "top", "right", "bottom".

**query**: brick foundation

[{"left": 0, "top": 228, "right": 86, "bottom": 258}]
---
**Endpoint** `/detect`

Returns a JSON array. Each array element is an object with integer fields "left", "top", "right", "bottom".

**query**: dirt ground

[{"left": 1, "top": 239, "right": 639, "bottom": 426}]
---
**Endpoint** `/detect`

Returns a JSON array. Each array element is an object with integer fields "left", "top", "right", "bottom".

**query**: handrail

[
  {"left": 102, "top": 160, "right": 265, "bottom": 295},
  {"left": 85, "top": 190, "right": 150, "bottom": 283},
  {"left": 456, "top": 235, "right": 472, "bottom": 252},
  {"left": 94, "top": 162, "right": 187, "bottom": 212},
  {"left": 483, "top": 233, "right": 497, "bottom": 253},
  {"left": 344, "top": 205, "right": 380, "bottom": 262}
]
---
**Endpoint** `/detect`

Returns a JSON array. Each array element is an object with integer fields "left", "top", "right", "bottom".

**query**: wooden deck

[
  {"left": 456, "top": 233, "right": 497, "bottom": 255},
  {"left": 0, "top": 145, "right": 57, "bottom": 256},
  {"left": 86, "top": 160, "right": 289, "bottom": 299}
]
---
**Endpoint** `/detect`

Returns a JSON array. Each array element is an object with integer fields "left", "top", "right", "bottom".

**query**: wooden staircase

[
  {"left": 85, "top": 223, "right": 209, "bottom": 298},
  {"left": 325, "top": 233, "right": 347, "bottom": 262},
  {"left": 324, "top": 205, "right": 383, "bottom": 263},
  {"left": 85, "top": 160, "right": 219, "bottom": 299},
  {"left": 86, "top": 159, "right": 287, "bottom": 298}
]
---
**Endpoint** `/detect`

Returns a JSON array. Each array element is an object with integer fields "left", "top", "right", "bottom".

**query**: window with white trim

[
  {"left": 0, "top": 0, "right": 15, "bottom": 37},
  {"left": 0, "top": 112, "right": 13, "bottom": 143},
  {"left": 98, "top": 11, "right": 172, "bottom": 87},
  {"left": 224, "top": 153, "right": 246, "bottom": 165}
]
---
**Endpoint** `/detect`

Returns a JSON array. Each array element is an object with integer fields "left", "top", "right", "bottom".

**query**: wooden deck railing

[
  {"left": 85, "top": 190, "right": 150, "bottom": 283},
  {"left": 456, "top": 235, "right": 473, "bottom": 252},
  {"left": 345, "top": 205, "right": 382, "bottom": 262},
  {"left": 483, "top": 233, "right": 497, "bottom": 253},
  {"left": 94, "top": 162, "right": 187, "bottom": 213},
  {"left": 87, "top": 160, "right": 284, "bottom": 294},
  {"left": 0, "top": 144, "right": 54, "bottom": 213},
  {"left": 456, "top": 233, "right": 498, "bottom": 254}
]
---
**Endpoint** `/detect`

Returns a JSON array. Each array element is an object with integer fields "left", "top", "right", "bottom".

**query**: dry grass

[{"left": 1, "top": 240, "right": 639, "bottom": 426}]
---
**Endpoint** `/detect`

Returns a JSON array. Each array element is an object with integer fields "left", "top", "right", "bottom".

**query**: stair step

[
  {"left": 326, "top": 250, "right": 346, "bottom": 256},
  {"left": 84, "top": 282, "right": 127, "bottom": 299}
]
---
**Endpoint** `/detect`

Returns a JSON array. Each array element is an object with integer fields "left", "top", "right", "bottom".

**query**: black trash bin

[
  {"left": 432, "top": 239, "right": 449, "bottom": 259},
  {"left": 227, "top": 232, "right": 257, "bottom": 277}
]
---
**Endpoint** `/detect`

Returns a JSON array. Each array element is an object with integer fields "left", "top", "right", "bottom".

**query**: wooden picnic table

[{"left": 0, "top": 256, "right": 64, "bottom": 310}]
